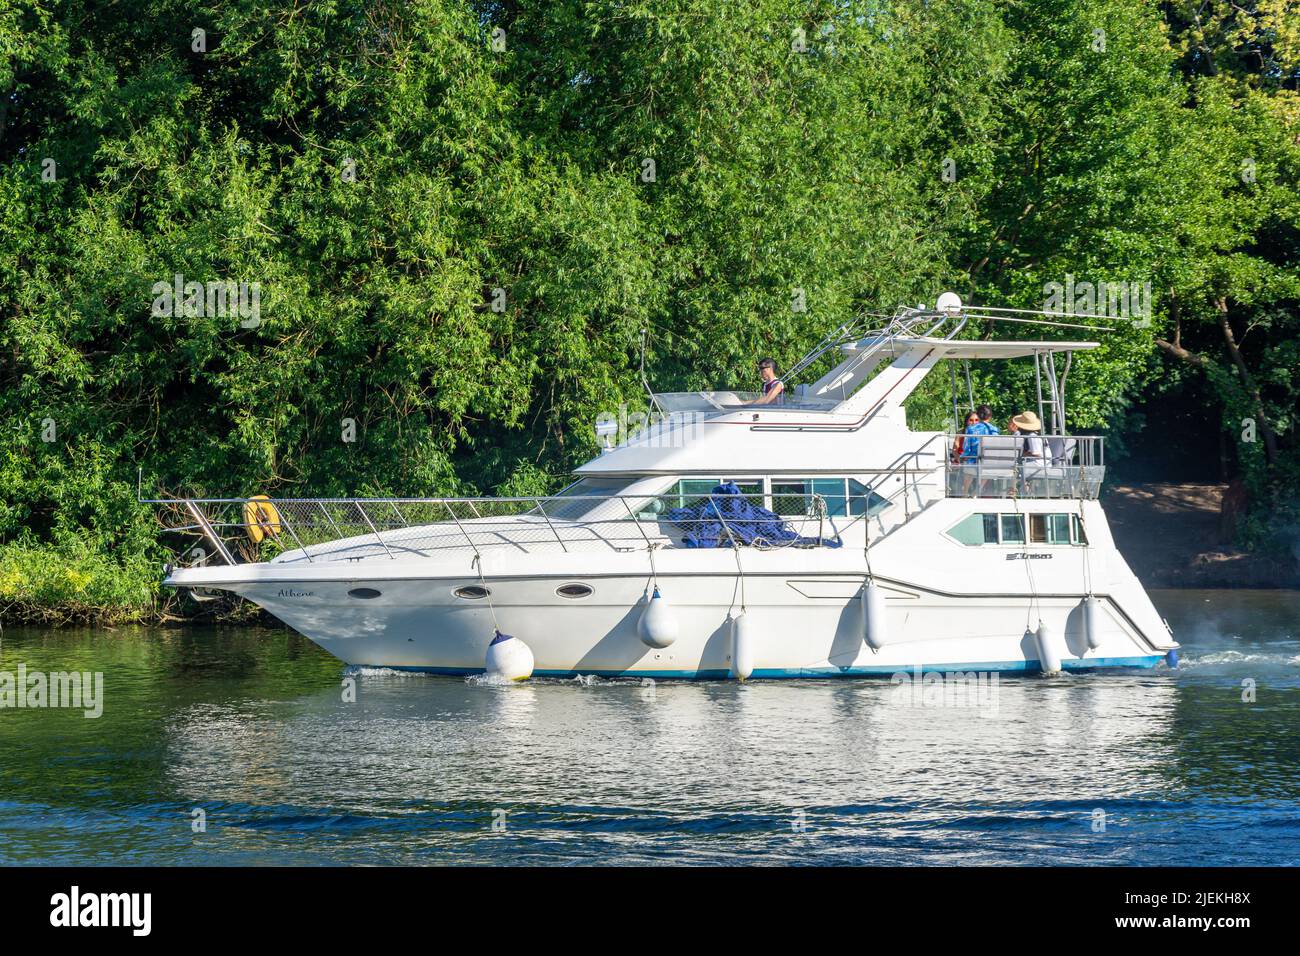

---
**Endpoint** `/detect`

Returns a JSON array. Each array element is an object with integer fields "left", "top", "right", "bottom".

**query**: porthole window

[
  {"left": 556, "top": 583, "right": 593, "bottom": 599},
  {"left": 454, "top": 585, "right": 490, "bottom": 600},
  {"left": 348, "top": 587, "right": 382, "bottom": 600}
]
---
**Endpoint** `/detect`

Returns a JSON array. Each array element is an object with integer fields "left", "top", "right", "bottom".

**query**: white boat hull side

[
  {"left": 168, "top": 501, "right": 1174, "bottom": 678},
  {"left": 214, "top": 572, "right": 1166, "bottom": 677}
]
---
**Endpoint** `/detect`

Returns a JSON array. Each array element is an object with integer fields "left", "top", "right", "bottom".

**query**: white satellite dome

[{"left": 935, "top": 291, "right": 963, "bottom": 314}]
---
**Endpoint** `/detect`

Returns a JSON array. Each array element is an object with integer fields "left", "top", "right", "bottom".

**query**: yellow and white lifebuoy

[{"left": 242, "top": 494, "right": 282, "bottom": 544}]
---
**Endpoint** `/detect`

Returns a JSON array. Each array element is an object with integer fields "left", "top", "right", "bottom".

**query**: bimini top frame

[{"left": 648, "top": 294, "right": 1110, "bottom": 422}]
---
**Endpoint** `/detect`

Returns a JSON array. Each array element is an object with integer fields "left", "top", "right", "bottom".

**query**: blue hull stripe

[{"left": 360, "top": 655, "right": 1165, "bottom": 680}]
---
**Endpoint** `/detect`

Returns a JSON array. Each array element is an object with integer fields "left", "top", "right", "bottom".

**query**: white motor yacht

[{"left": 158, "top": 296, "right": 1179, "bottom": 679}]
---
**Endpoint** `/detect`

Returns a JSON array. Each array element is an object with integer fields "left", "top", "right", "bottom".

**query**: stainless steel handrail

[
  {"left": 943, "top": 432, "right": 1105, "bottom": 499},
  {"left": 153, "top": 490, "right": 874, "bottom": 567}
]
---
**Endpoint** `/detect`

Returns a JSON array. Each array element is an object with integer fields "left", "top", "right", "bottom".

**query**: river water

[{"left": 1, "top": 589, "right": 1297, "bottom": 866}]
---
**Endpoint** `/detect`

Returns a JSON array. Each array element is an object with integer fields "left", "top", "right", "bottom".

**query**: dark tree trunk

[{"left": 1216, "top": 298, "right": 1279, "bottom": 466}]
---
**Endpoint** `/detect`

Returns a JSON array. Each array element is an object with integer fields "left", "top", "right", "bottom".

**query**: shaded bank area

[{"left": 1107, "top": 482, "right": 1300, "bottom": 589}]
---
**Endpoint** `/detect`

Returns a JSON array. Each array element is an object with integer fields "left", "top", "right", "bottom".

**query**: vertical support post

[
  {"left": 184, "top": 500, "right": 237, "bottom": 566},
  {"left": 276, "top": 503, "right": 314, "bottom": 563},
  {"left": 1045, "top": 353, "right": 1055, "bottom": 434},
  {"left": 354, "top": 501, "right": 396, "bottom": 559},
  {"left": 443, "top": 500, "right": 477, "bottom": 555},
  {"left": 621, "top": 496, "right": 655, "bottom": 552},
  {"left": 1059, "top": 352, "right": 1072, "bottom": 436},
  {"left": 950, "top": 360, "right": 960, "bottom": 433},
  {"left": 533, "top": 498, "right": 569, "bottom": 553},
  {"left": 1034, "top": 350, "right": 1045, "bottom": 433},
  {"left": 318, "top": 501, "right": 344, "bottom": 541}
]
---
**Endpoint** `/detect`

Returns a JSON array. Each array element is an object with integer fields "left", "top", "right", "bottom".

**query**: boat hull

[{"left": 214, "top": 569, "right": 1169, "bottom": 678}]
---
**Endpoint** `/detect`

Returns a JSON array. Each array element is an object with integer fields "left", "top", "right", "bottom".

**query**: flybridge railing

[
  {"left": 651, "top": 390, "right": 841, "bottom": 413},
  {"left": 652, "top": 306, "right": 969, "bottom": 417},
  {"left": 150, "top": 491, "right": 878, "bottom": 568},
  {"left": 944, "top": 433, "right": 1105, "bottom": 499},
  {"left": 779, "top": 305, "right": 965, "bottom": 390}
]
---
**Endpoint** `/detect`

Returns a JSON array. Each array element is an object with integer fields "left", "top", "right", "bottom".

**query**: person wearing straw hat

[{"left": 1008, "top": 410, "right": 1044, "bottom": 459}]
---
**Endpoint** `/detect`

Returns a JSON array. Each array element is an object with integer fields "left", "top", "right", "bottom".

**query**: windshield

[{"left": 538, "top": 477, "right": 641, "bottom": 520}]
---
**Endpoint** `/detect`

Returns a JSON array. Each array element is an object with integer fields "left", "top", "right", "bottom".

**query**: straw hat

[{"left": 1011, "top": 410, "right": 1042, "bottom": 432}]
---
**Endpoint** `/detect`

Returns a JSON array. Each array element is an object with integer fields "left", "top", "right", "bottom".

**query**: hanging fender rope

[{"left": 472, "top": 553, "right": 501, "bottom": 633}]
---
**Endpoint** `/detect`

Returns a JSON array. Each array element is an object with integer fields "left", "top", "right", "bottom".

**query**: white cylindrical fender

[
  {"left": 861, "top": 580, "right": 887, "bottom": 651},
  {"left": 638, "top": 586, "right": 678, "bottom": 649},
  {"left": 730, "top": 612, "right": 755, "bottom": 681},
  {"left": 484, "top": 629, "right": 534, "bottom": 681},
  {"left": 1034, "top": 621, "right": 1062, "bottom": 676},
  {"left": 1082, "top": 595, "right": 1103, "bottom": 651}
]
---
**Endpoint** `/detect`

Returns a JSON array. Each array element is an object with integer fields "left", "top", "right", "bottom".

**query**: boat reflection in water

[{"left": 2, "top": 588, "right": 1295, "bottom": 865}]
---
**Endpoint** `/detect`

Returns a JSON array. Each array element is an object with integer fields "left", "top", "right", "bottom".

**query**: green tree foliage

[
  {"left": 0, "top": 0, "right": 1296, "bottom": 620},
  {"left": 1156, "top": 1, "right": 1300, "bottom": 548}
]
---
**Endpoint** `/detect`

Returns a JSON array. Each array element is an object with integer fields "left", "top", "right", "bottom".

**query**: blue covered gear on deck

[{"left": 662, "top": 482, "right": 839, "bottom": 549}]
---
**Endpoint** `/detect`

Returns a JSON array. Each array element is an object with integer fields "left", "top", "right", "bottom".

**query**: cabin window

[
  {"left": 647, "top": 477, "right": 887, "bottom": 521},
  {"left": 650, "top": 478, "right": 759, "bottom": 515},
  {"left": 1000, "top": 514, "right": 1026, "bottom": 544},
  {"left": 669, "top": 479, "right": 763, "bottom": 508},
  {"left": 453, "top": 585, "right": 490, "bottom": 600},
  {"left": 948, "top": 513, "right": 999, "bottom": 545},
  {"left": 347, "top": 587, "right": 382, "bottom": 600},
  {"left": 771, "top": 479, "right": 842, "bottom": 516},
  {"left": 770, "top": 478, "right": 890, "bottom": 518},
  {"left": 848, "top": 479, "right": 891, "bottom": 517},
  {"left": 543, "top": 477, "right": 644, "bottom": 520},
  {"left": 949, "top": 512, "right": 1085, "bottom": 546},
  {"left": 633, "top": 478, "right": 762, "bottom": 521},
  {"left": 983, "top": 513, "right": 1001, "bottom": 543},
  {"left": 1030, "top": 514, "right": 1073, "bottom": 543}
]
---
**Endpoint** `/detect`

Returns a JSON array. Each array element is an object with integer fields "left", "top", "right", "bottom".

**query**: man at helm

[{"left": 752, "top": 357, "right": 785, "bottom": 405}]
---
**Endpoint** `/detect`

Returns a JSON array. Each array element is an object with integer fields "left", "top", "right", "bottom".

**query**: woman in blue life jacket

[
  {"left": 957, "top": 404, "right": 998, "bottom": 496},
  {"left": 752, "top": 357, "right": 785, "bottom": 405},
  {"left": 962, "top": 404, "right": 998, "bottom": 461}
]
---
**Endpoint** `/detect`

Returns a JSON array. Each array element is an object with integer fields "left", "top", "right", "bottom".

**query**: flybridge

[{"left": 648, "top": 294, "right": 1108, "bottom": 434}]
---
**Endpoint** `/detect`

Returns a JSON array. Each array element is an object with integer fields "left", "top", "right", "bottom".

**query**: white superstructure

[{"left": 159, "top": 298, "right": 1178, "bottom": 678}]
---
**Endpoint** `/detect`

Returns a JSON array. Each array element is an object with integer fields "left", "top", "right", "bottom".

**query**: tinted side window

[{"left": 1001, "top": 514, "right": 1025, "bottom": 544}]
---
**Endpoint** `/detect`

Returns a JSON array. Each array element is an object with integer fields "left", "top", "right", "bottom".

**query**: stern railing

[{"left": 944, "top": 433, "right": 1105, "bottom": 499}]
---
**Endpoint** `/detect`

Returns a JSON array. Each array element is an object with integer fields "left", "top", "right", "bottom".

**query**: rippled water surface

[{"left": 2, "top": 589, "right": 1298, "bottom": 865}]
